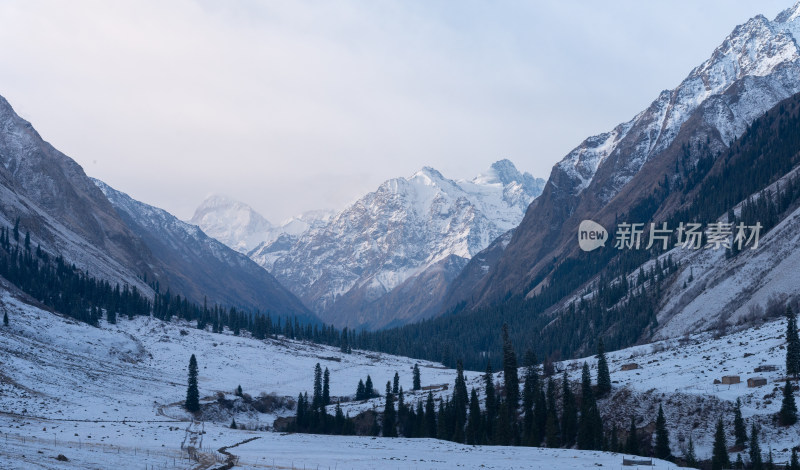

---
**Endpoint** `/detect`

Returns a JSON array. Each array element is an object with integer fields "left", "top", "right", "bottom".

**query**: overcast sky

[{"left": 0, "top": 1, "right": 793, "bottom": 222}]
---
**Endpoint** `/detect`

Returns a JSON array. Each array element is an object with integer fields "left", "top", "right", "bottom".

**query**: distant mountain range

[{"left": 193, "top": 160, "right": 544, "bottom": 329}]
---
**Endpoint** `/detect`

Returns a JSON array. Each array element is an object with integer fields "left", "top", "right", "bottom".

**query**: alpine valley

[{"left": 3, "top": 3, "right": 800, "bottom": 470}]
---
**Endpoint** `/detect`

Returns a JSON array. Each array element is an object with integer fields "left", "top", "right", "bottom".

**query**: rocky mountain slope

[
  {"left": 229, "top": 160, "right": 544, "bottom": 329},
  {"left": 446, "top": 5, "right": 800, "bottom": 312},
  {"left": 0, "top": 95, "right": 157, "bottom": 294},
  {"left": 95, "top": 180, "right": 317, "bottom": 322}
]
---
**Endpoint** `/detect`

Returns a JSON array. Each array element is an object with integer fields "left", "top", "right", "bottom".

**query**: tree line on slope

[
  {"left": 347, "top": 92, "right": 800, "bottom": 371},
  {"left": 187, "top": 309, "right": 800, "bottom": 469}
]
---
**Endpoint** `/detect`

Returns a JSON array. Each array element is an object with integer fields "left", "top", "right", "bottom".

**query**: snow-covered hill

[
  {"left": 242, "top": 159, "right": 543, "bottom": 329},
  {"left": 3, "top": 284, "right": 795, "bottom": 468},
  {"left": 0, "top": 290, "right": 683, "bottom": 469}
]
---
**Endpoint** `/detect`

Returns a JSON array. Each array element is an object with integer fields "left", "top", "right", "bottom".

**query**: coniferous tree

[
  {"left": 356, "top": 379, "right": 366, "bottom": 400},
  {"left": 545, "top": 378, "right": 560, "bottom": 448},
  {"left": 609, "top": 422, "right": 619, "bottom": 453},
  {"left": 235, "top": 384, "right": 243, "bottom": 397},
  {"left": 735, "top": 453, "right": 744, "bottom": 469},
  {"left": 313, "top": 363, "right": 323, "bottom": 409},
  {"left": 711, "top": 418, "right": 731, "bottom": 470},
  {"left": 484, "top": 361, "right": 496, "bottom": 441},
  {"left": 577, "top": 362, "right": 602, "bottom": 450},
  {"left": 781, "top": 379, "right": 798, "bottom": 425},
  {"left": 466, "top": 388, "right": 482, "bottom": 445},
  {"left": 393, "top": 371, "right": 400, "bottom": 395},
  {"left": 522, "top": 350, "right": 539, "bottom": 445},
  {"left": 425, "top": 391, "right": 437, "bottom": 438},
  {"left": 383, "top": 381, "right": 396, "bottom": 437},
  {"left": 767, "top": 448, "right": 775, "bottom": 470},
  {"left": 185, "top": 354, "right": 200, "bottom": 413},
  {"left": 561, "top": 370, "right": 577, "bottom": 447},
  {"left": 788, "top": 305, "right": 800, "bottom": 378},
  {"left": 230, "top": 417, "right": 237, "bottom": 429},
  {"left": 596, "top": 339, "right": 611, "bottom": 397},
  {"left": 501, "top": 325, "right": 519, "bottom": 426},
  {"left": 322, "top": 368, "right": 331, "bottom": 407},
  {"left": 452, "top": 360, "right": 468, "bottom": 443},
  {"left": 749, "top": 423, "right": 763, "bottom": 470},
  {"left": 685, "top": 434, "right": 698, "bottom": 468},
  {"left": 626, "top": 416, "right": 639, "bottom": 456},
  {"left": 365, "top": 375, "right": 375, "bottom": 398},
  {"left": 733, "top": 397, "right": 748, "bottom": 448},
  {"left": 654, "top": 404, "right": 671, "bottom": 460},
  {"left": 413, "top": 364, "right": 421, "bottom": 391},
  {"left": 534, "top": 382, "right": 547, "bottom": 446},
  {"left": 790, "top": 448, "right": 800, "bottom": 470},
  {"left": 3, "top": 311, "right": 8, "bottom": 326}
]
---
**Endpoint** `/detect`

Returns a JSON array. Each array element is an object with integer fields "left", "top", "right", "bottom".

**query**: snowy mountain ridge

[
  {"left": 246, "top": 159, "right": 543, "bottom": 328},
  {"left": 189, "top": 194, "right": 334, "bottom": 254},
  {"left": 558, "top": 3, "right": 800, "bottom": 201},
  {"left": 192, "top": 159, "right": 543, "bottom": 329}
]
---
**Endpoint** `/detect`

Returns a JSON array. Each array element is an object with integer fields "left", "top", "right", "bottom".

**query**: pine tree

[
  {"left": 425, "top": 391, "right": 437, "bottom": 438},
  {"left": 609, "top": 422, "right": 619, "bottom": 453},
  {"left": 393, "top": 371, "right": 400, "bottom": 395},
  {"left": 235, "top": 384, "right": 243, "bottom": 397},
  {"left": 356, "top": 379, "right": 366, "bottom": 400},
  {"left": 365, "top": 375, "right": 375, "bottom": 398},
  {"left": 466, "top": 388, "right": 482, "bottom": 445},
  {"left": 654, "top": 404, "right": 671, "bottom": 460},
  {"left": 711, "top": 418, "right": 731, "bottom": 470},
  {"left": 322, "top": 368, "right": 330, "bottom": 407},
  {"left": 561, "top": 370, "right": 577, "bottom": 447},
  {"left": 185, "top": 354, "right": 200, "bottom": 413},
  {"left": 383, "top": 381, "right": 396, "bottom": 437},
  {"left": 790, "top": 448, "right": 800, "bottom": 470},
  {"left": 735, "top": 453, "right": 744, "bottom": 469},
  {"left": 545, "top": 378, "right": 560, "bottom": 448},
  {"left": 596, "top": 339, "right": 611, "bottom": 397},
  {"left": 749, "top": 423, "right": 763, "bottom": 470},
  {"left": 452, "top": 360, "right": 468, "bottom": 443},
  {"left": 577, "top": 362, "right": 601, "bottom": 450},
  {"left": 413, "top": 364, "right": 421, "bottom": 391},
  {"left": 230, "top": 417, "right": 237, "bottom": 429},
  {"left": 522, "top": 350, "right": 539, "bottom": 445},
  {"left": 484, "top": 361, "right": 496, "bottom": 441},
  {"left": 781, "top": 379, "right": 798, "bottom": 425},
  {"left": 502, "top": 324, "right": 519, "bottom": 419},
  {"left": 787, "top": 305, "right": 800, "bottom": 378},
  {"left": 626, "top": 416, "right": 639, "bottom": 456},
  {"left": 733, "top": 397, "right": 748, "bottom": 448},
  {"left": 766, "top": 448, "right": 774, "bottom": 470},
  {"left": 313, "top": 363, "right": 323, "bottom": 409},
  {"left": 685, "top": 434, "right": 698, "bottom": 468},
  {"left": 2, "top": 311, "right": 8, "bottom": 326}
]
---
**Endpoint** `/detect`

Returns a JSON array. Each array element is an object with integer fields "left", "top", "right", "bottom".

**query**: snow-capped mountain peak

[
  {"left": 241, "top": 160, "right": 544, "bottom": 329},
  {"left": 190, "top": 194, "right": 273, "bottom": 253},
  {"left": 557, "top": 8, "right": 800, "bottom": 200}
]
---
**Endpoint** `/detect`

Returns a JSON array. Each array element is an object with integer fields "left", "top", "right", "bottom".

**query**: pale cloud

[{"left": 0, "top": 0, "right": 791, "bottom": 222}]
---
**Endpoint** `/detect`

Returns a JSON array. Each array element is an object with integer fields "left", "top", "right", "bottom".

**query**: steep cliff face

[
  {"left": 448, "top": 7, "right": 800, "bottom": 311},
  {"left": 0, "top": 95, "right": 157, "bottom": 292}
]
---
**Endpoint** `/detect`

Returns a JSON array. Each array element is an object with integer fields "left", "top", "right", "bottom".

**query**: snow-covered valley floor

[{"left": 1, "top": 288, "right": 787, "bottom": 468}]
